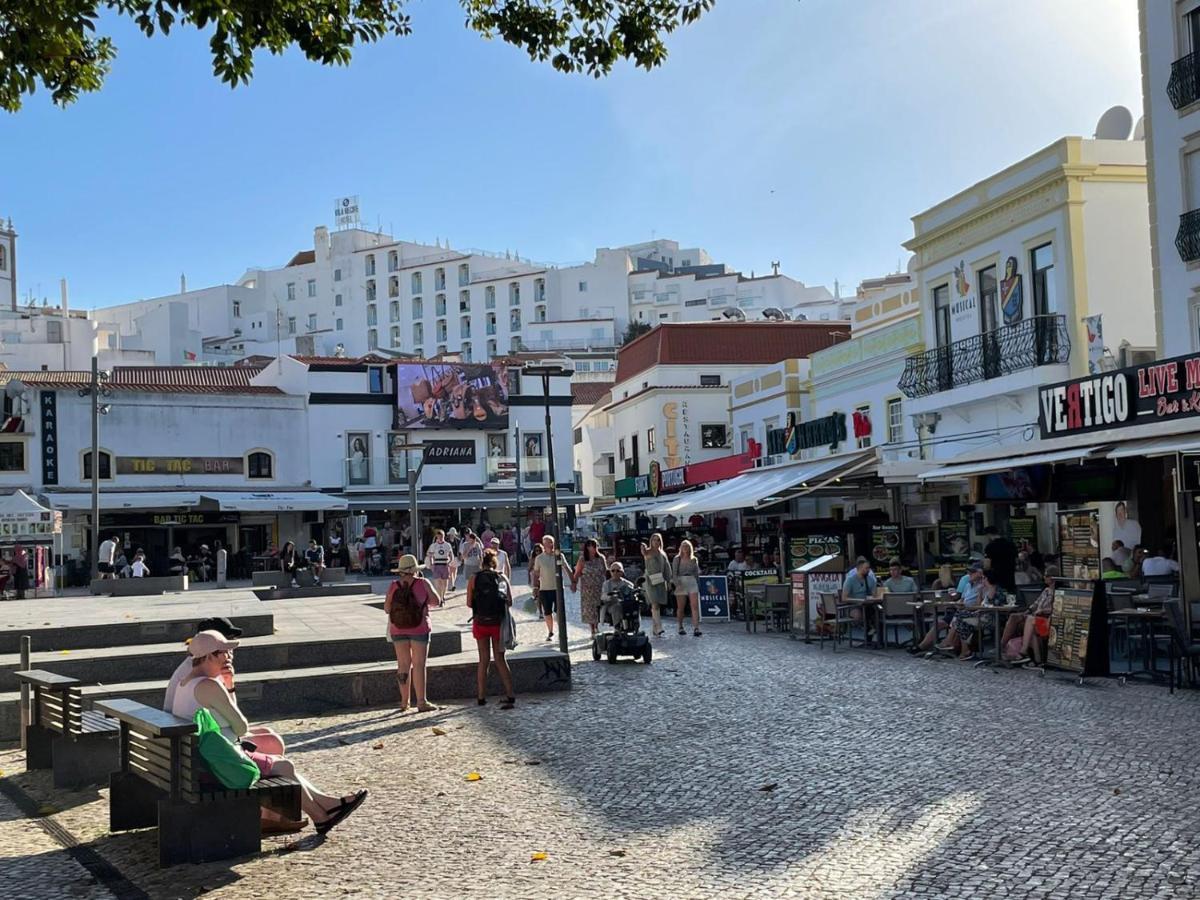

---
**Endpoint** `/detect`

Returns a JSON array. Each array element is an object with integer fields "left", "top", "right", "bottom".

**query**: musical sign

[
  {"left": 116, "top": 457, "right": 244, "bottom": 475},
  {"left": 697, "top": 575, "right": 730, "bottom": 622}
]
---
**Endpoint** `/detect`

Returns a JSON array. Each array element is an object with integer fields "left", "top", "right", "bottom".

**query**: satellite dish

[
  {"left": 1094, "top": 105, "right": 1134, "bottom": 141},
  {"left": 1133, "top": 115, "right": 1145, "bottom": 141},
  {"left": 4, "top": 379, "right": 26, "bottom": 398},
  {"left": 722, "top": 308, "right": 746, "bottom": 321},
  {"left": 762, "top": 307, "right": 791, "bottom": 321}
]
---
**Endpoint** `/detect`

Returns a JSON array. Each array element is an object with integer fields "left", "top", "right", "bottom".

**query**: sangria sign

[{"left": 1039, "top": 351, "right": 1200, "bottom": 438}]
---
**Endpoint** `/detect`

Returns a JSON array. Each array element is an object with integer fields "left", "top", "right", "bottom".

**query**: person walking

[
  {"left": 532, "top": 535, "right": 575, "bottom": 642},
  {"left": 424, "top": 529, "right": 455, "bottom": 602},
  {"left": 460, "top": 530, "right": 484, "bottom": 588},
  {"left": 641, "top": 533, "right": 671, "bottom": 638},
  {"left": 672, "top": 539, "right": 702, "bottom": 637},
  {"left": 11, "top": 543, "right": 29, "bottom": 598},
  {"left": 385, "top": 555, "right": 441, "bottom": 713},
  {"left": 573, "top": 539, "right": 608, "bottom": 637},
  {"left": 488, "top": 536, "right": 512, "bottom": 580},
  {"left": 466, "top": 549, "right": 515, "bottom": 708},
  {"left": 97, "top": 533, "right": 119, "bottom": 579}
]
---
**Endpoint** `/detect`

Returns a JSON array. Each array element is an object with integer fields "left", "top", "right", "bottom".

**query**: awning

[
  {"left": 47, "top": 492, "right": 203, "bottom": 511},
  {"left": 1107, "top": 435, "right": 1200, "bottom": 459},
  {"left": 918, "top": 447, "right": 1101, "bottom": 481},
  {"left": 340, "top": 490, "right": 589, "bottom": 511},
  {"left": 202, "top": 491, "right": 348, "bottom": 512},
  {"left": 760, "top": 452, "right": 879, "bottom": 506}
]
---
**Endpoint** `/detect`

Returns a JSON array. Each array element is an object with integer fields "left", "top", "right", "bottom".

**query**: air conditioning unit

[{"left": 1119, "top": 342, "right": 1156, "bottom": 368}]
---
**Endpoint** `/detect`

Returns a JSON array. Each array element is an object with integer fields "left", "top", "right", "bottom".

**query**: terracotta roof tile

[
  {"left": 615, "top": 322, "right": 849, "bottom": 384},
  {"left": 0, "top": 367, "right": 283, "bottom": 395},
  {"left": 570, "top": 382, "right": 614, "bottom": 407}
]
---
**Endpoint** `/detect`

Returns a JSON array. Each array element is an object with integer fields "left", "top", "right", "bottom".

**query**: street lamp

[
  {"left": 523, "top": 363, "right": 574, "bottom": 654},
  {"left": 77, "top": 358, "right": 111, "bottom": 579},
  {"left": 391, "top": 442, "right": 429, "bottom": 560}
]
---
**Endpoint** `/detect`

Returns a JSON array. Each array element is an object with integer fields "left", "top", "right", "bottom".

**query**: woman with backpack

[
  {"left": 385, "top": 554, "right": 442, "bottom": 713},
  {"left": 466, "top": 549, "right": 515, "bottom": 709}
]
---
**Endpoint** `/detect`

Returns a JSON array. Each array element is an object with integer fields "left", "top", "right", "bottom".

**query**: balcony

[
  {"left": 486, "top": 457, "right": 548, "bottom": 486},
  {"left": 898, "top": 315, "right": 1071, "bottom": 400},
  {"left": 1177, "top": 209, "right": 1200, "bottom": 263},
  {"left": 1168, "top": 52, "right": 1200, "bottom": 110}
]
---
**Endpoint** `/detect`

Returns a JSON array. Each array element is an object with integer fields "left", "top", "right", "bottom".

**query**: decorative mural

[{"left": 1000, "top": 256, "right": 1024, "bottom": 325}]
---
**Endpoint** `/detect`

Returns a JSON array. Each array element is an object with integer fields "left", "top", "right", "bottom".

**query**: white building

[
  {"left": 0, "top": 217, "right": 15, "bottom": 312},
  {"left": 1140, "top": 1, "right": 1200, "bottom": 356}
]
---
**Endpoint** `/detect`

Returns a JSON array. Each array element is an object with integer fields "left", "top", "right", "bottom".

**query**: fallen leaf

[
  {"left": 431, "top": 727, "right": 447, "bottom": 736},
  {"left": 525, "top": 760, "right": 542, "bottom": 766},
  {"left": 436, "top": 791, "right": 445, "bottom": 797},
  {"left": 758, "top": 783, "right": 778, "bottom": 792},
  {"left": 608, "top": 850, "right": 626, "bottom": 857},
  {"left": 465, "top": 772, "right": 482, "bottom": 782},
  {"left": 0, "top": 769, "right": 5, "bottom": 777},
  {"left": 1113, "top": 788, "right": 1121, "bottom": 795},
  {"left": 59, "top": 650, "right": 70, "bottom": 655},
  {"left": 530, "top": 852, "right": 548, "bottom": 862},
  {"left": 372, "top": 742, "right": 384, "bottom": 750}
]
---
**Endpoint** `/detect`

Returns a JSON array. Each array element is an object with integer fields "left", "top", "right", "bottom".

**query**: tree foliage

[
  {"left": 0, "top": 1, "right": 716, "bottom": 112},
  {"left": 620, "top": 319, "right": 652, "bottom": 346}
]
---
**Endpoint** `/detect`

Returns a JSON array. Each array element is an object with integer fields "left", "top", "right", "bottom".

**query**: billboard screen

[{"left": 394, "top": 361, "right": 510, "bottom": 430}]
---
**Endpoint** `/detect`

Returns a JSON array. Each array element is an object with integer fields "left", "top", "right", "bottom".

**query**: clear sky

[{"left": 0, "top": 0, "right": 1143, "bottom": 308}]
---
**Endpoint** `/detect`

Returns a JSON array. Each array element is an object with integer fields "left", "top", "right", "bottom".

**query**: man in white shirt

[
  {"left": 1141, "top": 549, "right": 1180, "bottom": 577},
  {"left": 96, "top": 534, "right": 119, "bottom": 579},
  {"left": 488, "top": 536, "right": 512, "bottom": 580},
  {"left": 726, "top": 549, "right": 751, "bottom": 573}
]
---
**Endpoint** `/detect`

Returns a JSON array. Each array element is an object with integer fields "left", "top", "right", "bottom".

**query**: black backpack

[{"left": 472, "top": 571, "right": 509, "bottom": 625}]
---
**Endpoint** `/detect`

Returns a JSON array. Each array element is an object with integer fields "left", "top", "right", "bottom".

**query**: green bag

[{"left": 193, "top": 707, "right": 261, "bottom": 790}]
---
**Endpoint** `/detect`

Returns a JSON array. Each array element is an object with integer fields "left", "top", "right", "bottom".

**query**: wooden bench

[
  {"left": 90, "top": 575, "right": 189, "bottom": 596},
  {"left": 16, "top": 669, "right": 119, "bottom": 790},
  {"left": 251, "top": 566, "right": 346, "bottom": 588},
  {"left": 96, "top": 698, "right": 301, "bottom": 866}
]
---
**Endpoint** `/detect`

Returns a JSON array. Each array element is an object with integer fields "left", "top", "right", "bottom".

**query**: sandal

[
  {"left": 693, "top": 629, "right": 702, "bottom": 637},
  {"left": 677, "top": 627, "right": 686, "bottom": 635},
  {"left": 315, "top": 790, "right": 368, "bottom": 836},
  {"left": 500, "top": 697, "right": 515, "bottom": 710},
  {"left": 417, "top": 702, "right": 441, "bottom": 713}
]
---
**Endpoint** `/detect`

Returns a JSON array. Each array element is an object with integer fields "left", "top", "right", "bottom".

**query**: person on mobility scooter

[{"left": 592, "top": 561, "right": 653, "bottom": 665}]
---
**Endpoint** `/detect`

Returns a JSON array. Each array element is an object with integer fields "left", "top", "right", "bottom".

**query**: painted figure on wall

[{"left": 1001, "top": 256, "right": 1024, "bottom": 325}]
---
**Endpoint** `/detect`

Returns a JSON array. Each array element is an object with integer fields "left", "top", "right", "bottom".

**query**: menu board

[
  {"left": 1057, "top": 509, "right": 1100, "bottom": 581},
  {"left": 788, "top": 533, "right": 843, "bottom": 570},
  {"left": 870, "top": 524, "right": 901, "bottom": 564},
  {"left": 1046, "top": 588, "right": 1094, "bottom": 674},
  {"left": 790, "top": 567, "right": 843, "bottom": 640},
  {"left": 938, "top": 521, "right": 970, "bottom": 562},
  {"left": 1008, "top": 516, "right": 1037, "bottom": 549}
]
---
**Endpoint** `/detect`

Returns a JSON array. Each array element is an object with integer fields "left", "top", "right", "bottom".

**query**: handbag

[
  {"left": 193, "top": 707, "right": 260, "bottom": 789},
  {"left": 501, "top": 607, "right": 519, "bottom": 651},
  {"left": 647, "top": 572, "right": 666, "bottom": 586}
]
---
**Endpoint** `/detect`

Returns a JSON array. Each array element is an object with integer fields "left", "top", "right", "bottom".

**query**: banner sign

[
  {"left": 395, "top": 361, "right": 509, "bottom": 430},
  {"left": 422, "top": 440, "right": 477, "bottom": 465},
  {"left": 40, "top": 391, "right": 58, "bottom": 486},
  {"left": 116, "top": 457, "right": 243, "bottom": 475},
  {"left": 784, "top": 411, "right": 847, "bottom": 453},
  {"left": 1038, "top": 349, "right": 1200, "bottom": 439},
  {"left": 0, "top": 511, "right": 61, "bottom": 537},
  {"left": 697, "top": 575, "right": 731, "bottom": 622}
]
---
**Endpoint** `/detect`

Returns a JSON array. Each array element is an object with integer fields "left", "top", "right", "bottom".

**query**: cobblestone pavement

[{"left": 4, "top": 595, "right": 1200, "bottom": 899}]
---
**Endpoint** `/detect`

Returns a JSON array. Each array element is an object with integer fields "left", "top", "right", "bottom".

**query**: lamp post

[
  {"left": 78, "top": 358, "right": 110, "bottom": 578},
  {"left": 392, "top": 443, "right": 429, "bottom": 560},
  {"left": 523, "top": 363, "right": 573, "bottom": 654}
]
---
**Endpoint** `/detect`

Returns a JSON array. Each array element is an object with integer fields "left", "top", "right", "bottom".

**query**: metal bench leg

[
  {"left": 52, "top": 734, "right": 119, "bottom": 791},
  {"left": 109, "top": 770, "right": 164, "bottom": 832},
  {"left": 24, "top": 723, "right": 54, "bottom": 770},
  {"left": 158, "top": 795, "right": 260, "bottom": 866}
]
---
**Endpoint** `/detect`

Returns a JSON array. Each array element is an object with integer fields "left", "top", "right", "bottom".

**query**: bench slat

[
  {"left": 96, "top": 698, "right": 195, "bottom": 737},
  {"left": 80, "top": 710, "right": 119, "bottom": 734}
]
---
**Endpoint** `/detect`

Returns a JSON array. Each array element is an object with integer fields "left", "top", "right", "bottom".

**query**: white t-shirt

[
  {"left": 1142, "top": 556, "right": 1180, "bottom": 576},
  {"left": 427, "top": 540, "right": 453, "bottom": 565},
  {"left": 131, "top": 560, "right": 150, "bottom": 577},
  {"left": 163, "top": 655, "right": 192, "bottom": 712},
  {"left": 727, "top": 560, "right": 750, "bottom": 573},
  {"left": 98, "top": 539, "right": 116, "bottom": 564}
]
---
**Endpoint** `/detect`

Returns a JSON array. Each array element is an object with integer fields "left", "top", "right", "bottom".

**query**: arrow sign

[
  {"left": 707, "top": 606, "right": 721, "bottom": 615},
  {"left": 697, "top": 575, "right": 731, "bottom": 623}
]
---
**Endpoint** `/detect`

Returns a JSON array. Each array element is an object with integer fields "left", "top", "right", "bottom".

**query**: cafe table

[
  {"left": 1108, "top": 607, "right": 1169, "bottom": 684},
  {"left": 968, "top": 605, "right": 1021, "bottom": 669},
  {"left": 835, "top": 597, "right": 884, "bottom": 649},
  {"left": 909, "top": 593, "right": 960, "bottom": 646}
]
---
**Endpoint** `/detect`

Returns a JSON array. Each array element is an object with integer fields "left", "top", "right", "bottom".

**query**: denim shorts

[{"left": 391, "top": 632, "right": 430, "bottom": 644}]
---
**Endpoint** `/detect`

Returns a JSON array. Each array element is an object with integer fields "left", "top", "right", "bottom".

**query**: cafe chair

[
  {"left": 1108, "top": 589, "right": 1134, "bottom": 657},
  {"left": 817, "top": 592, "right": 853, "bottom": 652},
  {"left": 1145, "top": 581, "right": 1178, "bottom": 599},
  {"left": 881, "top": 592, "right": 917, "bottom": 648},
  {"left": 1162, "top": 599, "right": 1200, "bottom": 694}
]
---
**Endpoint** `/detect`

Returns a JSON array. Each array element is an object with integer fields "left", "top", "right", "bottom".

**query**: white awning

[
  {"left": 47, "top": 492, "right": 203, "bottom": 511},
  {"left": 204, "top": 491, "right": 348, "bottom": 512},
  {"left": 918, "top": 447, "right": 1101, "bottom": 481},
  {"left": 1108, "top": 435, "right": 1200, "bottom": 459}
]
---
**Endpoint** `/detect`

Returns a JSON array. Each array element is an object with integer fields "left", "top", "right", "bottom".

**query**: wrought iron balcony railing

[
  {"left": 1177, "top": 209, "right": 1200, "bottom": 263},
  {"left": 898, "top": 314, "right": 1071, "bottom": 400},
  {"left": 1168, "top": 52, "right": 1200, "bottom": 110}
]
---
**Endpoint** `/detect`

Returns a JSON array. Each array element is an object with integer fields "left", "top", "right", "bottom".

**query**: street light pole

[
  {"left": 79, "top": 358, "right": 109, "bottom": 579},
  {"left": 397, "top": 443, "right": 429, "bottom": 560},
  {"left": 525, "top": 364, "right": 573, "bottom": 654}
]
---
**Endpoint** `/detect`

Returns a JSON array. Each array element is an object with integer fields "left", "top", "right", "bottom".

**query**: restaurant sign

[
  {"left": 116, "top": 456, "right": 243, "bottom": 475},
  {"left": 1038, "top": 349, "right": 1200, "bottom": 439},
  {"left": 781, "top": 411, "right": 848, "bottom": 454},
  {"left": 614, "top": 473, "right": 651, "bottom": 499}
]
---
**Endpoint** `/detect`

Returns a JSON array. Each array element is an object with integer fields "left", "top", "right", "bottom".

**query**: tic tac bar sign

[
  {"left": 117, "top": 456, "right": 243, "bottom": 475},
  {"left": 1039, "top": 351, "right": 1200, "bottom": 438}
]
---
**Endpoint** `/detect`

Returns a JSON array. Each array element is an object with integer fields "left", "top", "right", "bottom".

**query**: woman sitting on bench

[{"left": 172, "top": 630, "right": 368, "bottom": 835}]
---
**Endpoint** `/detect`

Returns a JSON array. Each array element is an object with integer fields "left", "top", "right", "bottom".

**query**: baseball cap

[
  {"left": 188, "top": 630, "right": 239, "bottom": 658},
  {"left": 393, "top": 554, "right": 419, "bottom": 574},
  {"left": 195, "top": 616, "right": 242, "bottom": 639},
  {"left": 488, "top": 536, "right": 500, "bottom": 546},
  {"left": 969, "top": 562, "right": 984, "bottom": 572}
]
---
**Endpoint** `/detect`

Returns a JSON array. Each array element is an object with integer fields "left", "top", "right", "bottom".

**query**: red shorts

[{"left": 472, "top": 622, "right": 502, "bottom": 641}]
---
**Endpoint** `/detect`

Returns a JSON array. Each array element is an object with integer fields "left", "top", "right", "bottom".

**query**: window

[
  {"left": 437, "top": 344, "right": 447, "bottom": 356},
  {"left": 1185, "top": 6, "right": 1200, "bottom": 55},
  {"left": 391, "top": 325, "right": 401, "bottom": 346},
  {"left": 462, "top": 342, "right": 472, "bottom": 362},
  {"left": 535, "top": 278, "right": 545, "bottom": 301},
  {"left": 335, "top": 293, "right": 343, "bottom": 307},
  {"left": 886, "top": 397, "right": 903, "bottom": 444},
  {"left": 389, "top": 276, "right": 399, "bottom": 298},
  {"left": 366, "top": 279, "right": 376, "bottom": 302},
  {"left": 647, "top": 427, "right": 656, "bottom": 453},
  {"left": 435, "top": 294, "right": 446, "bottom": 316},
  {"left": 933, "top": 284, "right": 951, "bottom": 347},
  {"left": 535, "top": 305, "right": 546, "bottom": 322},
  {"left": 369, "top": 367, "right": 384, "bottom": 393},
  {"left": 286, "top": 282, "right": 296, "bottom": 301},
  {"left": 699, "top": 374, "right": 721, "bottom": 387},
  {"left": 336, "top": 318, "right": 343, "bottom": 331},
  {"left": 618, "top": 437, "right": 626, "bottom": 461},
  {"left": 701, "top": 424, "right": 727, "bottom": 449},
  {"left": 509, "top": 282, "right": 520, "bottom": 305},
  {"left": 486, "top": 313, "right": 497, "bottom": 335},
  {"left": 978, "top": 265, "right": 998, "bottom": 334},
  {"left": 0, "top": 245, "right": 6, "bottom": 270},
  {"left": 232, "top": 301, "right": 241, "bottom": 317},
  {"left": 0, "top": 441, "right": 23, "bottom": 473},
  {"left": 575, "top": 361, "right": 592, "bottom": 372},
  {"left": 1030, "top": 245, "right": 1055, "bottom": 317},
  {"left": 855, "top": 404, "right": 872, "bottom": 450},
  {"left": 307, "top": 313, "right": 317, "bottom": 331},
  {"left": 334, "top": 268, "right": 342, "bottom": 282},
  {"left": 287, "top": 316, "right": 296, "bottom": 335},
  {"left": 413, "top": 323, "right": 423, "bottom": 343},
  {"left": 459, "top": 290, "right": 470, "bottom": 312},
  {"left": 412, "top": 298, "right": 422, "bottom": 319},
  {"left": 740, "top": 428, "right": 754, "bottom": 453},
  {"left": 307, "top": 279, "right": 316, "bottom": 298},
  {"left": 579, "top": 280, "right": 588, "bottom": 292},
  {"left": 485, "top": 286, "right": 496, "bottom": 309},
  {"left": 460, "top": 316, "right": 471, "bottom": 338},
  {"left": 486, "top": 339, "right": 497, "bottom": 358},
  {"left": 510, "top": 309, "right": 521, "bottom": 330},
  {"left": 435, "top": 267, "right": 446, "bottom": 290},
  {"left": 458, "top": 263, "right": 470, "bottom": 286},
  {"left": 365, "top": 254, "right": 376, "bottom": 276},
  {"left": 390, "top": 300, "right": 400, "bottom": 322},
  {"left": 573, "top": 427, "right": 583, "bottom": 445},
  {"left": 412, "top": 271, "right": 422, "bottom": 294},
  {"left": 247, "top": 451, "right": 273, "bottom": 479},
  {"left": 436, "top": 320, "right": 447, "bottom": 341},
  {"left": 595, "top": 360, "right": 612, "bottom": 372},
  {"left": 367, "top": 305, "right": 377, "bottom": 326},
  {"left": 388, "top": 250, "right": 398, "bottom": 272},
  {"left": 367, "top": 329, "right": 378, "bottom": 350},
  {"left": 82, "top": 450, "right": 111, "bottom": 480}
]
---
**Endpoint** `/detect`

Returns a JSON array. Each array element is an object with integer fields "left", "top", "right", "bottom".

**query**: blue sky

[{"left": 1, "top": 0, "right": 1143, "bottom": 308}]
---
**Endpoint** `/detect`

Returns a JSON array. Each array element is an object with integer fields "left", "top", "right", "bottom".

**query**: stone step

[
  {"left": 254, "top": 583, "right": 372, "bottom": 602},
  {"left": 0, "top": 611, "right": 275, "bottom": 655},
  {"left": 0, "top": 626, "right": 463, "bottom": 692},
  {"left": 251, "top": 568, "right": 347, "bottom": 588},
  {"left": 0, "top": 647, "right": 570, "bottom": 740},
  {"left": 90, "top": 575, "right": 189, "bottom": 596}
]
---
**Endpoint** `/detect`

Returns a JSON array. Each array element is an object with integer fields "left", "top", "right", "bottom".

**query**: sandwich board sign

[{"left": 697, "top": 575, "right": 731, "bottom": 622}]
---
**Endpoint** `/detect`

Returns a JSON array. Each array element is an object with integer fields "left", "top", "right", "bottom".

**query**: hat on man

[
  {"left": 188, "top": 630, "right": 239, "bottom": 658},
  {"left": 195, "top": 617, "right": 243, "bottom": 639},
  {"left": 488, "top": 536, "right": 501, "bottom": 546},
  {"left": 393, "top": 554, "right": 420, "bottom": 575},
  {"left": 969, "top": 561, "right": 985, "bottom": 572}
]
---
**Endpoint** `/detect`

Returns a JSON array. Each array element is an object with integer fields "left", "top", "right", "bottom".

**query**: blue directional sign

[{"left": 697, "top": 575, "right": 730, "bottom": 622}]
